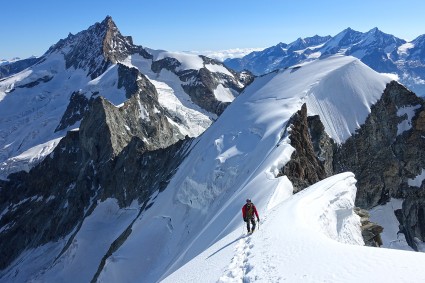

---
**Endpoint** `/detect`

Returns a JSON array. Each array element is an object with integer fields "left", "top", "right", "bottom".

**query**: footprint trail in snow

[{"left": 218, "top": 234, "right": 255, "bottom": 283}]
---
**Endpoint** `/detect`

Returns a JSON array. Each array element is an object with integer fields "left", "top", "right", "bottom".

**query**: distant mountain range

[{"left": 225, "top": 27, "right": 425, "bottom": 96}]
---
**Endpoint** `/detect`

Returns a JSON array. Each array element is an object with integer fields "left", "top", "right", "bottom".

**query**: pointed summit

[{"left": 46, "top": 16, "right": 149, "bottom": 79}]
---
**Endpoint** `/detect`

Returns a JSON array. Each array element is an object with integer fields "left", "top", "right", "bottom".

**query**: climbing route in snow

[{"left": 218, "top": 235, "right": 254, "bottom": 282}]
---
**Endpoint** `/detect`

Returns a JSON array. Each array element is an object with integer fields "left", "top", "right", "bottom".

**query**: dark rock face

[
  {"left": 333, "top": 81, "right": 425, "bottom": 249},
  {"left": 398, "top": 189, "right": 425, "bottom": 250},
  {"left": 55, "top": 91, "right": 89, "bottom": 132},
  {"left": 47, "top": 16, "right": 152, "bottom": 80},
  {"left": 334, "top": 81, "right": 425, "bottom": 209},
  {"left": 80, "top": 88, "right": 181, "bottom": 165},
  {"left": 15, "top": 75, "right": 53, "bottom": 89},
  {"left": 151, "top": 57, "right": 181, "bottom": 73},
  {"left": 308, "top": 115, "right": 335, "bottom": 177},
  {"left": 278, "top": 104, "right": 328, "bottom": 192},
  {"left": 0, "top": 59, "right": 191, "bottom": 269},
  {"left": 0, "top": 94, "right": 193, "bottom": 269},
  {"left": 277, "top": 81, "right": 424, "bottom": 250},
  {"left": 0, "top": 131, "right": 87, "bottom": 270},
  {"left": 277, "top": 103, "right": 383, "bottom": 246},
  {"left": 180, "top": 68, "right": 230, "bottom": 115},
  {"left": 354, "top": 207, "right": 384, "bottom": 247}
]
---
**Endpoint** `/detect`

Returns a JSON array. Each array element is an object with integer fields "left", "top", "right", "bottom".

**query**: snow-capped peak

[{"left": 45, "top": 16, "right": 138, "bottom": 79}]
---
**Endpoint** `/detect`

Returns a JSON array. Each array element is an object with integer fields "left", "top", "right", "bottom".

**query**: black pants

[{"left": 246, "top": 217, "right": 256, "bottom": 232}]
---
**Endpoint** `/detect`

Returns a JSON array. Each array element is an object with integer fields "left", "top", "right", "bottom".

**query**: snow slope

[
  {"left": 5, "top": 55, "right": 423, "bottom": 283},
  {"left": 163, "top": 173, "right": 425, "bottom": 283}
]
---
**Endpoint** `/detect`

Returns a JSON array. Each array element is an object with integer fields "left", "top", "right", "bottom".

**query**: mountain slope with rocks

[
  {"left": 1, "top": 18, "right": 425, "bottom": 283},
  {"left": 0, "top": 16, "right": 252, "bottom": 180},
  {"left": 0, "top": 16, "right": 252, "bottom": 275}
]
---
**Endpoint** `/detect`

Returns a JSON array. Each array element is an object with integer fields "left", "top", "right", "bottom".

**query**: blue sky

[{"left": 1, "top": 0, "right": 424, "bottom": 59}]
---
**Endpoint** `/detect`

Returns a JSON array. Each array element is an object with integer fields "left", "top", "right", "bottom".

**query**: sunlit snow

[{"left": 2, "top": 55, "right": 425, "bottom": 283}]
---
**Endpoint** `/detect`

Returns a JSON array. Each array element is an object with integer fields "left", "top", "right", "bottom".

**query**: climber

[{"left": 242, "top": 199, "right": 260, "bottom": 233}]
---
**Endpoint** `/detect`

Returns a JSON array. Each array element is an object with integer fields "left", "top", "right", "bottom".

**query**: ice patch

[
  {"left": 205, "top": 63, "right": 233, "bottom": 77},
  {"left": 213, "top": 84, "right": 235, "bottom": 103},
  {"left": 408, "top": 168, "right": 425, "bottom": 187},
  {"left": 397, "top": 105, "right": 421, "bottom": 135}
]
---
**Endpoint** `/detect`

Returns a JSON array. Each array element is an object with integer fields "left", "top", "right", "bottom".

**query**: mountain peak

[
  {"left": 46, "top": 16, "right": 141, "bottom": 78},
  {"left": 104, "top": 15, "right": 114, "bottom": 23},
  {"left": 99, "top": 15, "right": 120, "bottom": 39},
  {"left": 366, "top": 27, "right": 387, "bottom": 37}
]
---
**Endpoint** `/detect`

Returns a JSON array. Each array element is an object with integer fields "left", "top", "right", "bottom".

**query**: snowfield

[{"left": 2, "top": 55, "right": 425, "bottom": 283}]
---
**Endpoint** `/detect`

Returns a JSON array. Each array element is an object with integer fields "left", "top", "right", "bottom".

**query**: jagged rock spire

[{"left": 45, "top": 16, "right": 148, "bottom": 79}]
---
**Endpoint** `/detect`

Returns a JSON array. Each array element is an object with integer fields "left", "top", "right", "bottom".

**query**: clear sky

[{"left": 1, "top": 0, "right": 424, "bottom": 59}]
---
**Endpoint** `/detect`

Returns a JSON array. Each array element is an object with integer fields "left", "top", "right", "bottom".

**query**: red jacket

[{"left": 242, "top": 203, "right": 259, "bottom": 220}]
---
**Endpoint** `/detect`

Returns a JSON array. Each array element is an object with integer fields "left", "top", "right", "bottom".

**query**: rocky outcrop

[
  {"left": 333, "top": 81, "right": 425, "bottom": 249},
  {"left": 397, "top": 189, "right": 425, "bottom": 250},
  {"left": 308, "top": 115, "right": 335, "bottom": 176},
  {"left": 0, "top": 87, "right": 193, "bottom": 269},
  {"left": 15, "top": 75, "right": 52, "bottom": 89},
  {"left": 151, "top": 57, "right": 181, "bottom": 73},
  {"left": 55, "top": 91, "right": 89, "bottom": 132},
  {"left": 278, "top": 104, "right": 329, "bottom": 192},
  {"left": 354, "top": 207, "right": 384, "bottom": 247},
  {"left": 334, "top": 81, "right": 425, "bottom": 209},
  {"left": 277, "top": 103, "right": 384, "bottom": 247},
  {"left": 0, "top": 58, "right": 190, "bottom": 269}
]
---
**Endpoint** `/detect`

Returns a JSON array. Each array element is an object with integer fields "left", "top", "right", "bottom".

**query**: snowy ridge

[
  {"left": 164, "top": 173, "right": 425, "bottom": 283},
  {"left": 94, "top": 56, "right": 410, "bottom": 282},
  {"left": 3, "top": 54, "right": 425, "bottom": 283}
]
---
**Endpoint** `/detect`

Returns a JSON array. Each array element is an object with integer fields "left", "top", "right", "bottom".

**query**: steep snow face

[
  {"left": 91, "top": 56, "right": 392, "bottom": 282},
  {"left": 304, "top": 57, "right": 391, "bottom": 143},
  {"left": 369, "top": 198, "right": 413, "bottom": 251},
  {"left": 238, "top": 55, "right": 390, "bottom": 144}
]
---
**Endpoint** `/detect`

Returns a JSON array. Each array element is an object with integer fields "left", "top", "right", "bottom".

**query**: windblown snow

[{"left": 4, "top": 55, "right": 425, "bottom": 283}]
